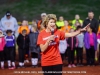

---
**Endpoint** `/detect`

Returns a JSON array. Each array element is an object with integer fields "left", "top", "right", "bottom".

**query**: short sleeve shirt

[{"left": 37, "top": 29, "right": 65, "bottom": 66}]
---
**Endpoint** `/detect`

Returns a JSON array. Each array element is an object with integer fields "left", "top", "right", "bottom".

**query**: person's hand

[
  {"left": 47, "top": 35, "right": 55, "bottom": 44},
  {"left": 49, "top": 35, "right": 55, "bottom": 41},
  {"left": 80, "top": 23, "right": 90, "bottom": 32}
]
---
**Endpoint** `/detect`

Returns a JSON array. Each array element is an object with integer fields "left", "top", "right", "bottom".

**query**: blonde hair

[
  {"left": 22, "top": 20, "right": 28, "bottom": 26},
  {"left": 42, "top": 14, "right": 57, "bottom": 28}
]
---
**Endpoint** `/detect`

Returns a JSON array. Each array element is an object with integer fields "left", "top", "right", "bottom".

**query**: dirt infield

[
  {"left": 0, "top": 49, "right": 100, "bottom": 75},
  {"left": 0, "top": 65, "right": 100, "bottom": 75},
  {"left": 0, "top": 60, "right": 100, "bottom": 75}
]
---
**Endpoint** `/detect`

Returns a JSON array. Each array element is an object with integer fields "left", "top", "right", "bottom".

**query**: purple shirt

[
  {"left": 89, "top": 33, "right": 94, "bottom": 46},
  {"left": 5, "top": 35, "right": 15, "bottom": 47},
  {"left": 84, "top": 32, "right": 97, "bottom": 50}
]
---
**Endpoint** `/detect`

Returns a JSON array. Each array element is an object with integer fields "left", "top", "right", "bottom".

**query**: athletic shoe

[
  {"left": 77, "top": 63, "right": 81, "bottom": 66},
  {"left": 17, "top": 65, "right": 25, "bottom": 68},
  {"left": 8, "top": 66, "right": 13, "bottom": 70},
  {"left": 72, "top": 64, "right": 76, "bottom": 67},
  {"left": 68, "top": 64, "right": 72, "bottom": 68},
  {"left": 24, "top": 60, "right": 29, "bottom": 63},
  {"left": 22, "top": 65, "right": 25, "bottom": 68},
  {"left": 17, "top": 66, "right": 22, "bottom": 68},
  {"left": 11, "top": 66, "right": 16, "bottom": 69},
  {"left": 32, "top": 65, "right": 38, "bottom": 68}
]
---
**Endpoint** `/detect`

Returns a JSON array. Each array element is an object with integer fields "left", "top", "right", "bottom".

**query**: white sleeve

[
  {"left": 97, "top": 39, "right": 100, "bottom": 44},
  {"left": 59, "top": 39, "right": 67, "bottom": 54}
]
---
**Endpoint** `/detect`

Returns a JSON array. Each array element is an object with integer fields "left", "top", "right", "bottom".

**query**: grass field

[{"left": 0, "top": 0, "right": 100, "bottom": 21}]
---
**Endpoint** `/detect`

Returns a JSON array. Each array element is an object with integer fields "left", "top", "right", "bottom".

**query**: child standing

[
  {"left": 84, "top": 26, "right": 97, "bottom": 66},
  {"left": 67, "top": 28, "right": 78, "bottom": 68},
  {"left": 5, "top": 30, "right": 16, "bottom": 69},
  {"left": 97, "top": 31, "right": 100, "bottom": 63},
  {"left": 29, "top": 22, "right": 40, "bottom": 68},
  {"left": 76, "top": 26, "right": 84, "bottom": 66},
  {"left": 18, "top": 20, "right": 30, "bottom": 63},
  {"left": 0, "top": 29, "right": 5, "bottom": 69},
  {"left": 17, "top": 29, "right": 29, "bottom": 68}
]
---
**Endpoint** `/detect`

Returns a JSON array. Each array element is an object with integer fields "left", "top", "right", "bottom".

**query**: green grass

[{"left": 0, "top": 0, "right": 100, "bottom": 21}]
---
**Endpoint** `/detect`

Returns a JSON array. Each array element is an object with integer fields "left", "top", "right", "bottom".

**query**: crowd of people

[{"left": 0, "top": 10, "right": 100, "bottom": 75}]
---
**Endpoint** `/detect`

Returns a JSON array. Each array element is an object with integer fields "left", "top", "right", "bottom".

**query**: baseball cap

[
  {"left": 41, "top": 13, "right": 46, "bottom": 17},
  {"left": 6, "top": 11, "right": 11, "bottom": 16}
]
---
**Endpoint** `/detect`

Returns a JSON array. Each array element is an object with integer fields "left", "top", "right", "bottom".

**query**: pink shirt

[
  {"left": 89, "top": 33, "right": 94, "bottom": 46},
  {"left": 0, "top": 37, "right": 5, "bottom": 51},
  {"left": 97, "top": 33, "right": 100, "bottom": 39}
]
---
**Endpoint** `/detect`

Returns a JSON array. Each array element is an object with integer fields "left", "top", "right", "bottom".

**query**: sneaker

[
  {"left": 87, "top": 65, "right": 90, "bottom": 66},
  {"left": 22, "top": 65, "right": 25, "bottom": 68},
  {"left": 72, "top": 64, "right": 76, "bottom": 67},
  {"left": 80, "top": 64, "right": 84, "bottom": 66},
  {"left": 26, "top": 60, "right": 29, "bottom": 63},
  {"left": 17, "top": 66, "right": 22, "bottom": 68},
  {"left": 11, "top": 66, "right": 16, "bottom": 69},
  {"left": 24, "top": 60, "right": 29, "bottom": 63},
  {"left": 8, "top": 66, "right": 13, "bottom": 70},
  {"left": 77, "top": 63, "right": 81, "bottom": 66},
  {"left": 68, "top": 64, "right": 72, "bottom": 68},
  {"left": 32, "top": 65, "right": 38, "bottom": 68}
]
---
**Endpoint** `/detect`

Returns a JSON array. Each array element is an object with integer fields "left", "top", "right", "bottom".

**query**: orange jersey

[
  {"left": 37, "top": 20, "right": 42, "bottom": 30},
  {"left": 37, "top": 29, "right": 65, "bottom": 66},
  {"left": 18, "top": 25, "right": 30, "bottom": 34},
  {"left": 60, "top": 25, "right": 71, "bottom": 33},
  {"left": 97, "top": 25, "right": 100, "bottom": 33}
]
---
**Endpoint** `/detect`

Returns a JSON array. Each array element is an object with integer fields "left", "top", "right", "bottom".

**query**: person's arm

[
  {"left": 16, "top": 35, "right": 20, "bottom": 46},
  {"left": 65, "top": 23, "right": 90, "bottom": 38},
  {"left": 14, "top": 18, "right": 18, "bottom": 32},
  {"left": 2, "top": 37, "right": 6, "bottom": 48},
  {"left": 12, "top": 35, "right": 15, "bottom": 46},
  {"left": 65, "top": 30, "right": 80, "bottom": 38},
  {"left": 0, "top": 20, "right": 5, "bottom": 32},
  {"left": 40, "top": 40, "right": 50, "bottom": 52}
]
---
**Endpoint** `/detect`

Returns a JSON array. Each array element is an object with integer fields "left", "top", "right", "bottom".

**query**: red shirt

[{"left": 37, "top": 29, "right": 65, "bottom": 66}]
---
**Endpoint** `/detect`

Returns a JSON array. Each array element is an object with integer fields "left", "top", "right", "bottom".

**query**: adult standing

[
  {"left": 83, "top": 11, "right": 99, "bottom": 64},
  {"left": 0, "top": 11, "right": 18, "bottom": 35},
  {"left": 37, "top": 14, "right": 89, "bottom": 75},
  {"left": 83, "top": 11, "right": 99, "bottom": 34},
  {"left": 0, "top": 11, "right": 18, "bottom": 61}
]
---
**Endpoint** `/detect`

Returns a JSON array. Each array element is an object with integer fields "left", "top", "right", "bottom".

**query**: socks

[
  {"left": 19, "top": 62, "right": 23, "bottom": 66},
  {"left": 12, "top": 62, "right": 15, "bottom": 67},
  {"left": 31, "top": 58, "right": 38, "bottom": 66},
  {"left": 8, "top": 60, "right": 16, "bottom": 67},
  {"left": 8, "top": 60, "right": 11, "bottom": 67},
  {"left": 34, "top": 58, "right": 38, "bottom": 65},
  {"left": 1, "top": 61, "right": 4, "bottom": 67},
  {"left": 19, "top": 62, "right": 24, "bottom": 66},
  {"left": 31, "top": 58, "right": 35, "bottom": 65}
]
